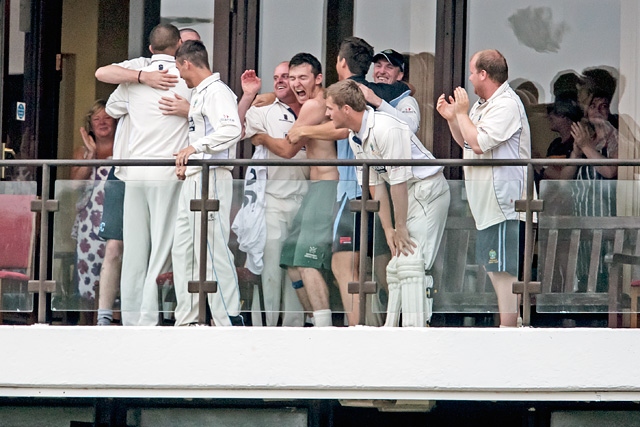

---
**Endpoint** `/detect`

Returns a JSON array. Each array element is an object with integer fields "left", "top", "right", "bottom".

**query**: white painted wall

[
  {"left": 258, "top": 0, "right": 326, "bottom": 92},
  {"left": 2, "top": 326, "right": 640, "bottom": 401},
  {"left": 354, "top": 0, "right": 436, "bottom": 55},
  {"left": 467, "top": 0, "right": 620, "bottom": 104},
  {"left": 160, "top": 0, "right": 215, "bottom": 69}
]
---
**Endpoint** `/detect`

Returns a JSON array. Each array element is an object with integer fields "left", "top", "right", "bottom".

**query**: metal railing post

[
  {"left": 513, "top": 163, "right": 543, "bottom": 326},
  {"left": 187, "top": 166, "right": 219, "bottom": 325},
  {"left": 345, "top": 164, "right": 378, "bottom": 326},
  {"left": 28, "top": 163, "right": 58, "bottom": 324}
]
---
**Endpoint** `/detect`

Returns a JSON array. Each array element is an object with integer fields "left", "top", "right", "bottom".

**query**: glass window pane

[
  {"left": 161, "top": 0, "right": 214, "bottom": 68},
  {"left": 355, "top": 0, "right": 438, "bottom": 151}
]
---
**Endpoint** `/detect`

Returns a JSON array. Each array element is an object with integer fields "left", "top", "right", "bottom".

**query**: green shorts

[{"left": 280, "top": 180, "right": 337, "bottom": 270}]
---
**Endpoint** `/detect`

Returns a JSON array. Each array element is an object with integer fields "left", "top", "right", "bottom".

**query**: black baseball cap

[{"left": 372, "top": 49, "right": 405, "bottom": 72}]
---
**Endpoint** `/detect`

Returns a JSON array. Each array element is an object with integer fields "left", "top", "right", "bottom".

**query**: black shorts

[
  {"left": 98, "top": 167, "right": 124, "bottom": 241},
  {"left": 332, "top": 194, "right": 390, "bottom": 256},
  {"left": 476, "top": 220, "right": 525, "bottom": 277}
]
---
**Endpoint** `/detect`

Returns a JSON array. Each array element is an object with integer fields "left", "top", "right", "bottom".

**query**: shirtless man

[
  {"left": 284, "top": 39, "right": 413, "bottom": 326},
  {"left": 252, "top": 52, "right": 338, "bottom": 327}
]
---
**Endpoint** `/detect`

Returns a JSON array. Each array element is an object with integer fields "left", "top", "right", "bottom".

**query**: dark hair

[
  {"left": 338, "top": 37, "right": 374, "bottom": 76},
  {"left": 581, "top": 68, "right": 617, "bottom": 103},
  {"left": 325, "top": 80, "right": 366, "bottom": 112},
  {"left": 474, "top": 49, "right": 508, "bottom": 84},
  {"left": 289, "top": 53, "right": 322, "bottom": 77},
  {"left": 547, "top": 98, "right": 583, "bottom": 123},
  {"left": 552, "top": 70, "right": 580, "bottom": 101},
  {"left": 175, "top": 40, "right": 210, "bottom": 70},
  {"left": 149, "top": 23, "right": 181, "bottom": 53}
]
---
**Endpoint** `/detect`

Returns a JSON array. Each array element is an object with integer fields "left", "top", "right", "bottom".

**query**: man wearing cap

[{"left": 359, "top": 49, "right": 420, "bottom": 134}]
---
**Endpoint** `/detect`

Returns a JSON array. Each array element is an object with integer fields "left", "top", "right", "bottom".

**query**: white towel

[{"left": 232, "top": 146, "right": 267, "bottom": 274}]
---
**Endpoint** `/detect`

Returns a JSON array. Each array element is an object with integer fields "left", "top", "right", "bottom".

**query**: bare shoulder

[
  {"left": 297, "top": 94, "right": 328, "bottom": 126},
  {"left": 303, "top": 97, "right": 326, "bottom": 112}
]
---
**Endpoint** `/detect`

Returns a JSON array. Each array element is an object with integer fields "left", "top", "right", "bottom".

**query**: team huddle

[{"left": 88, "top": 23, "right": 530, "bottom": 328}]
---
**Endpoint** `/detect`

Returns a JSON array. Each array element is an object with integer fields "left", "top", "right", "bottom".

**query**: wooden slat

[
  {"left": 434, "top": 292, "right": 499, "bottom": 313},
  {"left": 477, "top": 264, "right": 488, "bottom": 292},
  {"left": 536, "top": 293, "right": 609, "bottom": 313},
  {"left": 539, "top": 216, "right": 639, "bottom": 231},
  {"left": 613, "top": 229, "right": 625, "bottom": 254},
  {"left": 587, "top": 229, "right": 603, "bottom": 293},
  {"left": 564, "top": 230, "right": 581, "bottom": 293},
  {"left": 542, "top": 229, "right": 558, "bottom": 293},
  {"left": 450, "top": 230, "right": 469, "bottom": 292},
  {"left": 432, "top": 232, "right": 447, "bottom": 289}
]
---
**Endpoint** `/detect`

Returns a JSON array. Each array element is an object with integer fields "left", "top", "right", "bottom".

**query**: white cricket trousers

[
  {"left": 251, "top": 193, "right": 305, "bottom": 327},
  {"left": 407, "top": 172, "right": 450, "bottom": 272},
  {"left": 394, "top": 172, "right": 450, "bottom": 327},
  {"left": 120, "top": 179, "right": 182, "bottom": 326},
  {"left": 172, "top": 169, "right": 241, "bottom": 326}
]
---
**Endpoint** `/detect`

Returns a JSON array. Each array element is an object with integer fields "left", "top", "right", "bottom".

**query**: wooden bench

[
  {"left": 536, "top": 215, "right": 640, "bottom": 327},
  {"left": 431, "top": 180, "right": 640, "bottom": 328}
]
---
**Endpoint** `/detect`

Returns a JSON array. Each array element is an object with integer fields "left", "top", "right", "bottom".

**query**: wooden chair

[{"left": 0, "top": 194, "right": 37, "bottom": 324}]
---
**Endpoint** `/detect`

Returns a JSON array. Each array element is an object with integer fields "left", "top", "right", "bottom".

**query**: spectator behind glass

[
  {"left": 565, "top": 67, "right": 619, "bottom": 220},
  {"left": 551, "top": 70, "right": 581, "bottom": 102},
  {"left": 577, "top": 67, "right": 618, "bottom": 128},
  {"left": 571, "top": 67, "right": 619, "bottom": 183},
  {"left": 70, "top": 100, "right": 116, "bottom": 315},
  {"left": 542, "top": 98, "right": 583, "bottom": 180}
]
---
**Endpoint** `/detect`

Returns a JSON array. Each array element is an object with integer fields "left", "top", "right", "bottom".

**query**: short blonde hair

[
  {"left": 84, "top": 99, "right": 108, "bottom": 133},
  {"left": 325, "top": 80, "right": 366, "bottom": 112}
]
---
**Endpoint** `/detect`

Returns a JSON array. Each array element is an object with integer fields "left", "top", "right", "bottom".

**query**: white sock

[{"left": 313, "top": 309, "right": 332, "bottom": 327}]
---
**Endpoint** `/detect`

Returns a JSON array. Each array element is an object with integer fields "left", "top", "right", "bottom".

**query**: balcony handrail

[
  {"left": 1, "top": 158, "right": 637, "bottom": 168},
  {"left": 2, "top": 156, "right": 637, "bottom": 326}
]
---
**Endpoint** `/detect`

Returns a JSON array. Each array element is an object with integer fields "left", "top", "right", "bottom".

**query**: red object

[
  {"left": 0, "top": 195, "right": 36, "bottom": 271},
  {"left": 156, "top": 271, "right": 174, "bottom": 286}
]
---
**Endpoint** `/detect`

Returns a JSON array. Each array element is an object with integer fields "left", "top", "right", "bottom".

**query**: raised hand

[
  {"left": 571, "top": 121, "right": 593, "bottom": 150},
  {"left": 79, "top": 127, "right": 97, "bottom": 159},
  {"left": 453, "top": 86, "right": 469, "bottom": 114},
  {"left": 436, "top": 93, "right": 456, "bottom": 121},
  {"left": 241, "top": 69, "right": 262, "bottom": 96}
]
